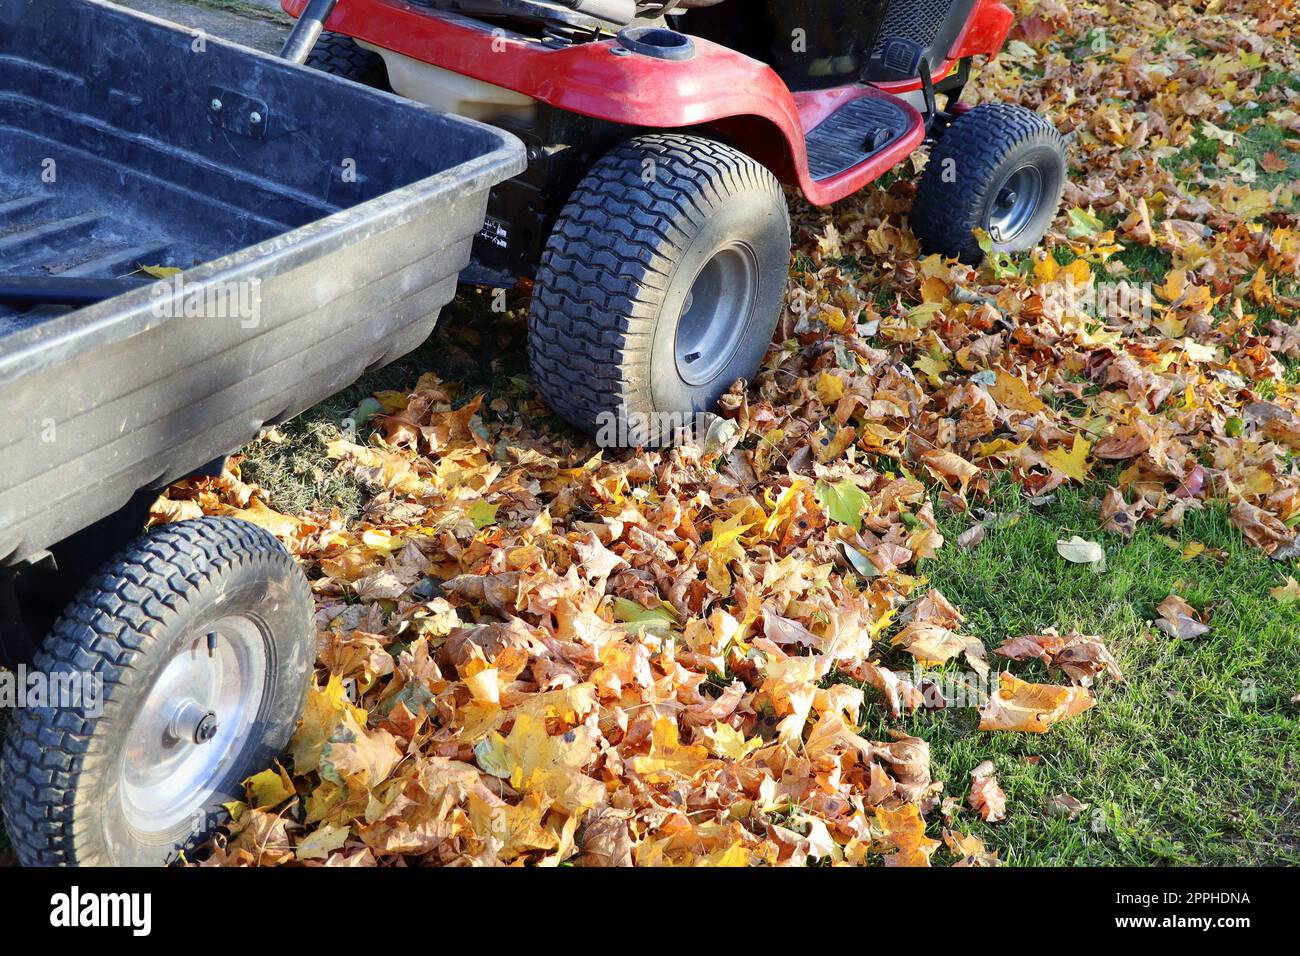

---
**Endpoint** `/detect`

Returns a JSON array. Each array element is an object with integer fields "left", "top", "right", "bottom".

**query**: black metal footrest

[{"left": 806, "top": 95, "right": 916, "bottom": 181}]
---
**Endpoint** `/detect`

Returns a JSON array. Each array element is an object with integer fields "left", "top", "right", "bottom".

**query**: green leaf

[
  {"left": 815, "top": 479, "right": 870, "bottom": 532},
  {"left": 612, "top": 598, "right": 676, "bottom": 635},
  {"left": 139, "top": 263, "right": 182, "bottom": 279},
  {"left": 1065, "top": 206, "right": 1106, "bottom": 240},
  {"left": 467, "top": 499, "right": 499, "bottom": 529},
  {"left": 353, "top": 397, "right": 383, "bottom": 429}
]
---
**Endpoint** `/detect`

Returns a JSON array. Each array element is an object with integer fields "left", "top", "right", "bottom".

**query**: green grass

[{"left": 849, "top": 482, "right": 1300, "bottom": 865}]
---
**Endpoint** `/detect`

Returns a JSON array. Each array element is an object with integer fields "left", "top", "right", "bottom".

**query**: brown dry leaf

[
  {"left": 994, "top": 629, "right": 1123, "bottom": 685},
  {"left": 979, "top": 673, "right": 1095, "bottom": 733},
  {"left": 875, "top": 803, "right": 941, "bottom": 866},
  {"left": 919, "top": 450, "right": 980, "bottom": 492},
  {"left": 892, "top": 621, "right": 986, "bottom": 674},
  {"left": 320, "top": 710, "right": 403, "bottom": 791},
  {"left": 957, "top": 524, "right": 985, "bottom": 550},
  {"left": 945, "top": 829, "right": 1002, "bottom": 867},
  {"left": 1046, "top": 794, "right": 1089, "bottom": 819},
  {"left": 1154, "top": 593, "right": 1211, "bottom": 639},
  {"left": 968, "top": 760, "right": 1007, "bottom": 822}
]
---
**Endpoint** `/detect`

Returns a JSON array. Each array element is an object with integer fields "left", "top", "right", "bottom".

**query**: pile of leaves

[{"left": 154, "top": 0, "right": 1298, "bottom": 865}]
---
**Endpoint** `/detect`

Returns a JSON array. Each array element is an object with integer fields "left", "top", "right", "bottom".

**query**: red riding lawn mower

[{"left": 282, "top": 0, "right": 1068, "bottom": 441}]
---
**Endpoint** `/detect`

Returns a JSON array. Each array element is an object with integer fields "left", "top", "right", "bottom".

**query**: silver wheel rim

[
  {"left": 986, "top": 163, "right": 1045, "bottom": 245},
  {"left": 120, "top": 616, "right": 268, "bottom": 834},
  {"left": 674, "top": 241, "right": 759, "bottom": 387}
]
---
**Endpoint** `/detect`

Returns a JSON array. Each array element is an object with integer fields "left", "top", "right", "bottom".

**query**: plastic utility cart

[{"left": 0, "top": 0, "right": 524, "bottom": 865}]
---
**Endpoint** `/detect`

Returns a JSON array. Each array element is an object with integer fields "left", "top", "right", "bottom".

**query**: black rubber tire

[
  {"left": 912, "top": 103, "right": 1068, "bottom": 264},
  {"left": 0, "top": 517, "right": 315, "bottom": 866},
  {"left": 528, "top": 133, "right": 791, "bottom": 445},
  {"left": 305, "top": 31, "right": 390, "bottom": 89}
]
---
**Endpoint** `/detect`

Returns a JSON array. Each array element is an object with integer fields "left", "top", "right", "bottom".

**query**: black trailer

[{"left": 0, "top": 0, "right": 524, "bottom": 865}]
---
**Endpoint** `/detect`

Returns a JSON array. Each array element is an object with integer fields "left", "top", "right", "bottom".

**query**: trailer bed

[{"left": 0, "top": 0, "right": 525, "bottom": 564}]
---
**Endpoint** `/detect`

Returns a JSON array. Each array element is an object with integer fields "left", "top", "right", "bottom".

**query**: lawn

[
  {"left": 3, "top": 0, "right": 1298, "bottom": 867},
  {"left": 231, "top": 293, "right": 1300, "bottom": 866},
  {"left": 864, "top": 483, "right": 1300, "bottom": 865}
]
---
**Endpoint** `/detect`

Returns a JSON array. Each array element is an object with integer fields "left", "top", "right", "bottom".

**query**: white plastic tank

[{"left": 359, "top": 41, "right": 539, "bottom": 123}]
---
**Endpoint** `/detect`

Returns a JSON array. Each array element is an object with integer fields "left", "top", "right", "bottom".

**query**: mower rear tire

[
  {"left": 305, "top": 32, "right": 390, "bottom": 90},
  {"left": 529, "top": 134, "right": 791, "bottom": 445},
  {"left": 0, "top": 517, "right": 315, "bottom": 866},
  {"left": 913, "top": 103, "right": 1067, "bottom": 264}
]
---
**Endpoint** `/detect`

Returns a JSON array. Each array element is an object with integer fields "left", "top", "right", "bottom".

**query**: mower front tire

[
  {"left": 1, "top": 517, "right": 315, "bottom": 866},
  {"left": 305, "top": 32, "right": 390, "bottom": 90},
  {"left": 913, "top": 103, "right": 1067, "bottom": 264},
  {"left": 528, "top": 134, "right": 791, "bottom": 445}
]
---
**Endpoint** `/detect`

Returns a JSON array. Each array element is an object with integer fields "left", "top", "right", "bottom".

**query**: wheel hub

[
  {"left": 986, "top": 164, "right": 1044, "bottom": 245},
  {"left": 120, "top": 616, "right": 267, "bottom": 834},
  {"left": 674, "top": 241, "right": 760, "bottom": 388},
  {"left": 169, "top": 699, "right": 219, "bottom": 745}
]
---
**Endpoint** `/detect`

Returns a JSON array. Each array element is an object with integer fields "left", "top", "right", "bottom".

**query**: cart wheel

[
  {"left": 529, "top": 134, "right": 791, "bottom": 445},
  {"left": 305, "top": 32, "right": 389, "bottom": 89},
  {"left": 912, "top": 103, "right": 1067, "bottom": 264},
  {"left": 0, "top": 517, "right": 314, "bottom": 866}
]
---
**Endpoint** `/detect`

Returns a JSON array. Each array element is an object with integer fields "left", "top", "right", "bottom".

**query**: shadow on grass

[{"left": 239, "top": 287, "right": 539, "bottom": 520}]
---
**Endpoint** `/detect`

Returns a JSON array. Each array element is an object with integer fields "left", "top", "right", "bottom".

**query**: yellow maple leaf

[
  {"left": 913, "top": 354, "right": 949, "bottom": 387},
  {"left": 696, "top": 844, "right": 751, "bottom": 867},
  {"left": 244, "top": 763, "right": 296, "bottom": 810},
  {"left": 705, "top": 722, "right": 763, "bottom": 760},
  {"left": 632, "top": 716, "right": 711, "bottom": 781},
  {"left": 290, "top": 674, "right": 365, "bottom": 774},
  {"left": 816, "top": 371, "right": 846, "bottom": 405},
  {"left": 974, "top": 437, "right": 1028, "bottom": 460},
  {"left": 762, "top": 480, "right": 809, "bottom": 539},
  {"left": 1045, "top": 434, "right": 1093, "bottom": 481},
  {"left": 988, "top": 370, "right": 1046, "bottom": 413}
]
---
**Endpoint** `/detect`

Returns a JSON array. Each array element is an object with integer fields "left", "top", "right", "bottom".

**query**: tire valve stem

[{"left": 206, "top": 631, "right": 217, "bottom": 659}]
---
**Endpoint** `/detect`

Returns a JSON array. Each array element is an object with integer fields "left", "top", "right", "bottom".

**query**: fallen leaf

[
  {"left": 979, "top": 672, "right": 1095, "bottom": 733},
  {"left": 1154, "top": 593, "right": 1211, "bottom": 639},
  {"left": 1056, "top": 535, "right": 1106, "bottom": 572},
  {"left": 1046, "top": 794, "right": 1089, "bottom": 819},
  {"left": 244, "top": 763, "right": 296, "bottom": 810},
  {"left": 814, "top": 478, "right": 870, "bottom": 531},
  {"left": 1045, "top": 435, "right": 1093, "bottom": 482},
  {"left": 1270, "top": 577, "right": 1300, "bottom": 603},
  {"left": 968, "top": 760, "right": 1007, "bottom": 822}
]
